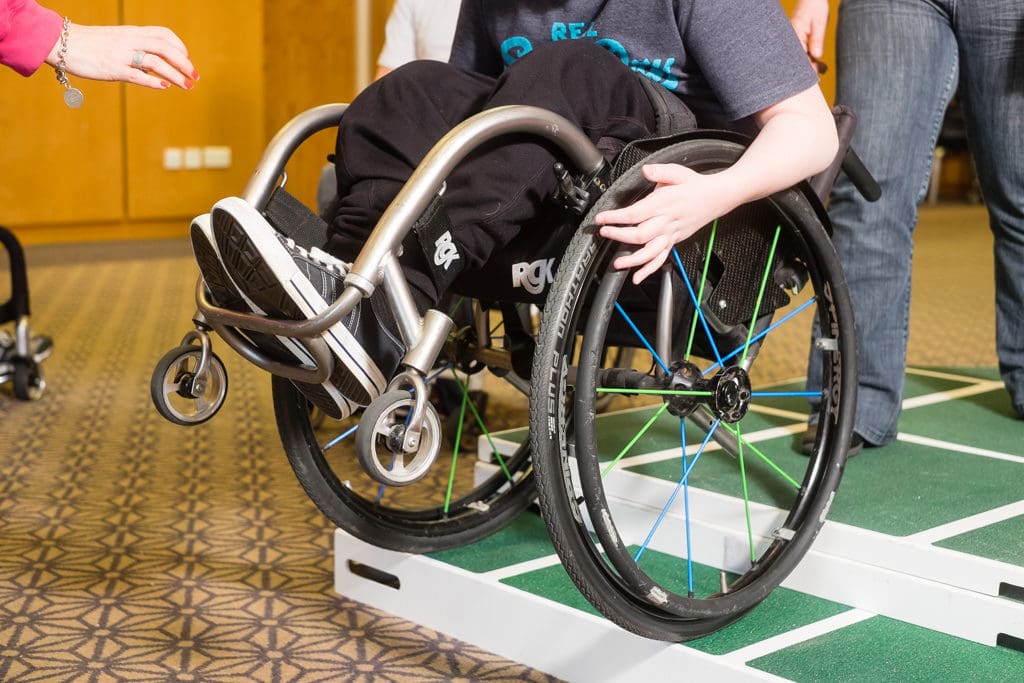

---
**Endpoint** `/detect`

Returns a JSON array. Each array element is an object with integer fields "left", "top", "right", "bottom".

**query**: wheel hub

[
  {"left": 708, "top": 366, "right": 752, "bottom": 423},
  {"left": 665, "top": 361, "right": 706, "bottom": 418},
  {"left": 664, "top": 362, "right": 752, "bottom": 423}
]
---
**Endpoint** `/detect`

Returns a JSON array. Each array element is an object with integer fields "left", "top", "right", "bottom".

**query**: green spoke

[
  {"left": 446, "top": 295, "right": 468, "bottom": 318},
  {"left": 740, "top": 225, "right": 782, "bottom": 366},
  {"left": 442, "top": 390, "right": 468, "bottom": 515},
  {"left": 685, "top": 220, "right": 718, "bottom": 361},
  {"left": 596, "top": 388, "right": 712, "bottom": 397},
  {"left": 601, "top": 402, "right": 670, "bottom": 477},
  {"left": 736, "top": 423, "right": 756, "bottom": 564},
  {"left": 716, "top": 418, "right": 800, "bottom": 489},
  {"left": 449, "top": 368, "right": 513, "bottom": 481}
]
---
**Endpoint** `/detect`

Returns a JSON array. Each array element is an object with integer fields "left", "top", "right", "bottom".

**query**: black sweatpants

[{"left": 329, "top": 40, "right": 660, "bottom": 305}]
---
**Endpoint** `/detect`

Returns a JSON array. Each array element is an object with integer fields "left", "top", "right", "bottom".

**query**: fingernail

[
  {"left": 160, "top": 80, "right": 170, "bottom": 88},
  {"left": 191, "top": 69, "right": 200, "bottom": 80},
  {"left": 184, "top": 80, "right": 194, "bottom": 90}
]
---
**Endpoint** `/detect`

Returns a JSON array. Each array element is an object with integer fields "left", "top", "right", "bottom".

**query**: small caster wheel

[
  {"left": 151, "top": 344, "right": 228, "bottom": 426},
  {"left": 356, "top": 390, "right": 442, "bottom": 487},
  {"left": 12, "top": 358, "right": 45, "bottom": 401},
  {"left": 31, "top": 334, "right": 54, "bottom": 364}
]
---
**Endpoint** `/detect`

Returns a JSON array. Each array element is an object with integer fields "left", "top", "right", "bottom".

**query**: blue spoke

[
  {"left": 672, "top": 248, "right": 724, "bottom": 366},
  {"left": 635, "top": 417, "right": 721, "bottom": 562},
  {"left": 426, "top": 364, "right": 453, "bottom": 384},
  {"left": 614, "top": 302, "right": 670, "bottom": 374},
  {"left": 681, "top": 420, "right": 694, "bottom": 596},
  {"left": 376, "top": 453, "right": 399, "bottom": 503},
  {"left": 323, "top": 423, "right": 358, "bottom": 452},
  {"left": 703, "top": 296, "right": 816, "bottom": 376},
  {"left": 750, "top": 391, "right": 819, "bottom": 398}
]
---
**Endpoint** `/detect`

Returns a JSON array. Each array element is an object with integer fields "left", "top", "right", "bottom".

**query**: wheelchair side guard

[{"left": 584, "top": 132, "right": 810, "bottom": 359}]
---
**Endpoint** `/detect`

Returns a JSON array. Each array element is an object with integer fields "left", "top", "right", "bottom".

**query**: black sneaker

[
  {"left": 800, "top": 422, "right": 865, "bottom": 458},
  {"left": 210, "top": 196, "right": 405, "bottom": 410},
  {"left": 191, "top": 212, "right": 358, "bottom": 419}
]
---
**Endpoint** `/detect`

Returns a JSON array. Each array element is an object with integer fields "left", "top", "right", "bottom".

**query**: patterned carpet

[
  {"left": 0, "top": 239, "right": 557, "bottom": 682},
  {"left": 0, "top": 203, "right": 998, "bottom": 681}
]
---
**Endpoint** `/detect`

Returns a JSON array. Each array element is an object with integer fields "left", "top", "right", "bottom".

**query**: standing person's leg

[
  {"left": 805, "top": 0, "right": 958, "bottom": 448},
  {"left": 954, "top": 0, "right": 1024, "bottom": 417}
]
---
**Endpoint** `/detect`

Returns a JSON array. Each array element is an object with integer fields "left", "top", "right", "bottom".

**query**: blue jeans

[{"left": 807, "top": 0, "right": 1024, "bottom": 444}]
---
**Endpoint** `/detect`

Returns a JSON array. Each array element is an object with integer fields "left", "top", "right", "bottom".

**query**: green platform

[{"left": 336, "top": 367, "right": 1024, "bottom": 681}]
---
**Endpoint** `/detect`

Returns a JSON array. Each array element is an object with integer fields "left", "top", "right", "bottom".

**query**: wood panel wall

[
  {"left": 0, "top": 0, "right": 123, "bottom": 229},
  {"left": 262, "top": 0, "right": 391, "bottom": 211},
  {"left": 1, "top": 1, "right": 845, "bottom": 247},
  {"left": 0, "top": 0, "right": 390, "bottom": 246}
]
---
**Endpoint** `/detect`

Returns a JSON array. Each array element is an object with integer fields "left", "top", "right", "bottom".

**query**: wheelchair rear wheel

[
  {"left": 275, "top": 299, "right": 537, "bottom": 552},
  {"left": 530, "top": 138, "right": 856, "bottom": 640}
]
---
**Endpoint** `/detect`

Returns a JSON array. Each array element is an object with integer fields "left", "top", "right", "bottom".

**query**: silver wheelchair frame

[
  {"left": 187, "top": 103, "right": 606, "bottom": 449},
  {"left": 153, "top": 99, "right": 877, "bottom": 642}
]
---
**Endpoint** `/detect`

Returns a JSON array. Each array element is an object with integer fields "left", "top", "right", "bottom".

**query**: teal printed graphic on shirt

[{"left": 499, "top": 22, "right": 679, "bottom": 91}]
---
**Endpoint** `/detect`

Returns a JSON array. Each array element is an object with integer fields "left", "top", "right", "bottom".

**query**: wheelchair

[
  {"left": 152, "top": 100, "right": 878, "bottom": 641},
  {"left": 0, "top": 226, "right": 52, "bottom": 401}
]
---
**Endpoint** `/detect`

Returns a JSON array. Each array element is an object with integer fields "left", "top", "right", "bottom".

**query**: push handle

[
  {"left": 807, "top": 105, "right": 881, "bottom": 204},
  {"left": 841, "top": 145, "right": 882, "bottom": 202}
]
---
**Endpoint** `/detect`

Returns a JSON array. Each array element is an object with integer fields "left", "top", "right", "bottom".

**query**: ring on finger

[{"left": 131, "top": 50, "right": 147, "bottom": 70}]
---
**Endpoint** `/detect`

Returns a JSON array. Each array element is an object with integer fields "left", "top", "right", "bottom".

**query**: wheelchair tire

[
  {"left": 530, "top": 137, "right": 857, "bottom": 641},
  {"left": 12, "top": 358, "right": 45, "bottom": 401},
  {"left": 274, "top": 300, "right": 538, "bottom": 553}
]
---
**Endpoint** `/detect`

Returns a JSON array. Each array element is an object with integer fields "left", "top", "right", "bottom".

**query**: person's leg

[
  {"left": 330, "top": 60, "right": 497, "bottom": 306},
  {"left": 211, "top": 45, "right": 658, "bottom": 411},
  {"left": 438, "top": 41, "right": 659, "bottom": 278},
  {"left": 954, "top": 0, "right": 1024, "bottom": 416},
  {"left": 338, "top": 41, "right": 659, "bottom": 305},
  {"left": 203, "top": 62, "right": 490, "bottom": 414},
  {"left": 805, "top": 0, "right": 959, "bottom": 446}
]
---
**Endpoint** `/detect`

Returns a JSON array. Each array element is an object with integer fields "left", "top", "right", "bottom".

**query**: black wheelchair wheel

[
  {"left": 530, "top": 138, "right": 857, "bottom": 640},
  {"left": 275, "top": 299, "right": 537, "bottom": 553}
]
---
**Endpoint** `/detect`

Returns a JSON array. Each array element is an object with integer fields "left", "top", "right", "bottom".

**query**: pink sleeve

[{"left": 0, "top": 0, "right": 63, "bottom": 76}]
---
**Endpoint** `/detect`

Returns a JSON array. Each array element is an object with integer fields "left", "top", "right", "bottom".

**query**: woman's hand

[
  {"left": 47, "top": 23, "right": 197, "bottom": 90},
  {"left": 595, "top": 163, "right": 733, "bottom": 285},
  {"left": 789, "top": 0, "right": 831, "bottom": 62}
]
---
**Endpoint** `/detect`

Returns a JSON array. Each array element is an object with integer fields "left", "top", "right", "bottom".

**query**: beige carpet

[
  {"left": 0, "top": 202, "right": 998, "bottom": 680},
  {"left": 0, "top": 238, "right": 556, "bottom": 682}
]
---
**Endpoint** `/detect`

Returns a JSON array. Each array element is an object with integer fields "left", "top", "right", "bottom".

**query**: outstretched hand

[
  {"left": 595, "top": 163, "right": 732, "bottom": 284},
  {"left": 48, "top": 23, "right": 197, "bottom": 90},
  {"left": 789, "top": 0, "right": 830, "bottom": 62}
]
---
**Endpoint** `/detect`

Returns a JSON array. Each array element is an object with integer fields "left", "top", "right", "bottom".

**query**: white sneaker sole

[
  {"left": 192, "top": 211, "right": 357, "bottom": 418},
  {"left": 210, "top": 197, "right": 387, "bottom": 406}
]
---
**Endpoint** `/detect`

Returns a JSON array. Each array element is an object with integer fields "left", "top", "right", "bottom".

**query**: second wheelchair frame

[{"left": 152, "top": 102, "right": 872, "bottom": 641}]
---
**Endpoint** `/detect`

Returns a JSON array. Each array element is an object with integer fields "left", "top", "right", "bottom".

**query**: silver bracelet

[{"left": 54, "top": 17, "right": 84, "bottom": 108}]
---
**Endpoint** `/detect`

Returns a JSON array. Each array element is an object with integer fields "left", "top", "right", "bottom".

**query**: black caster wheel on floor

[{"left": 12, "top": 357, "right": 45, "bottom": 401}]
